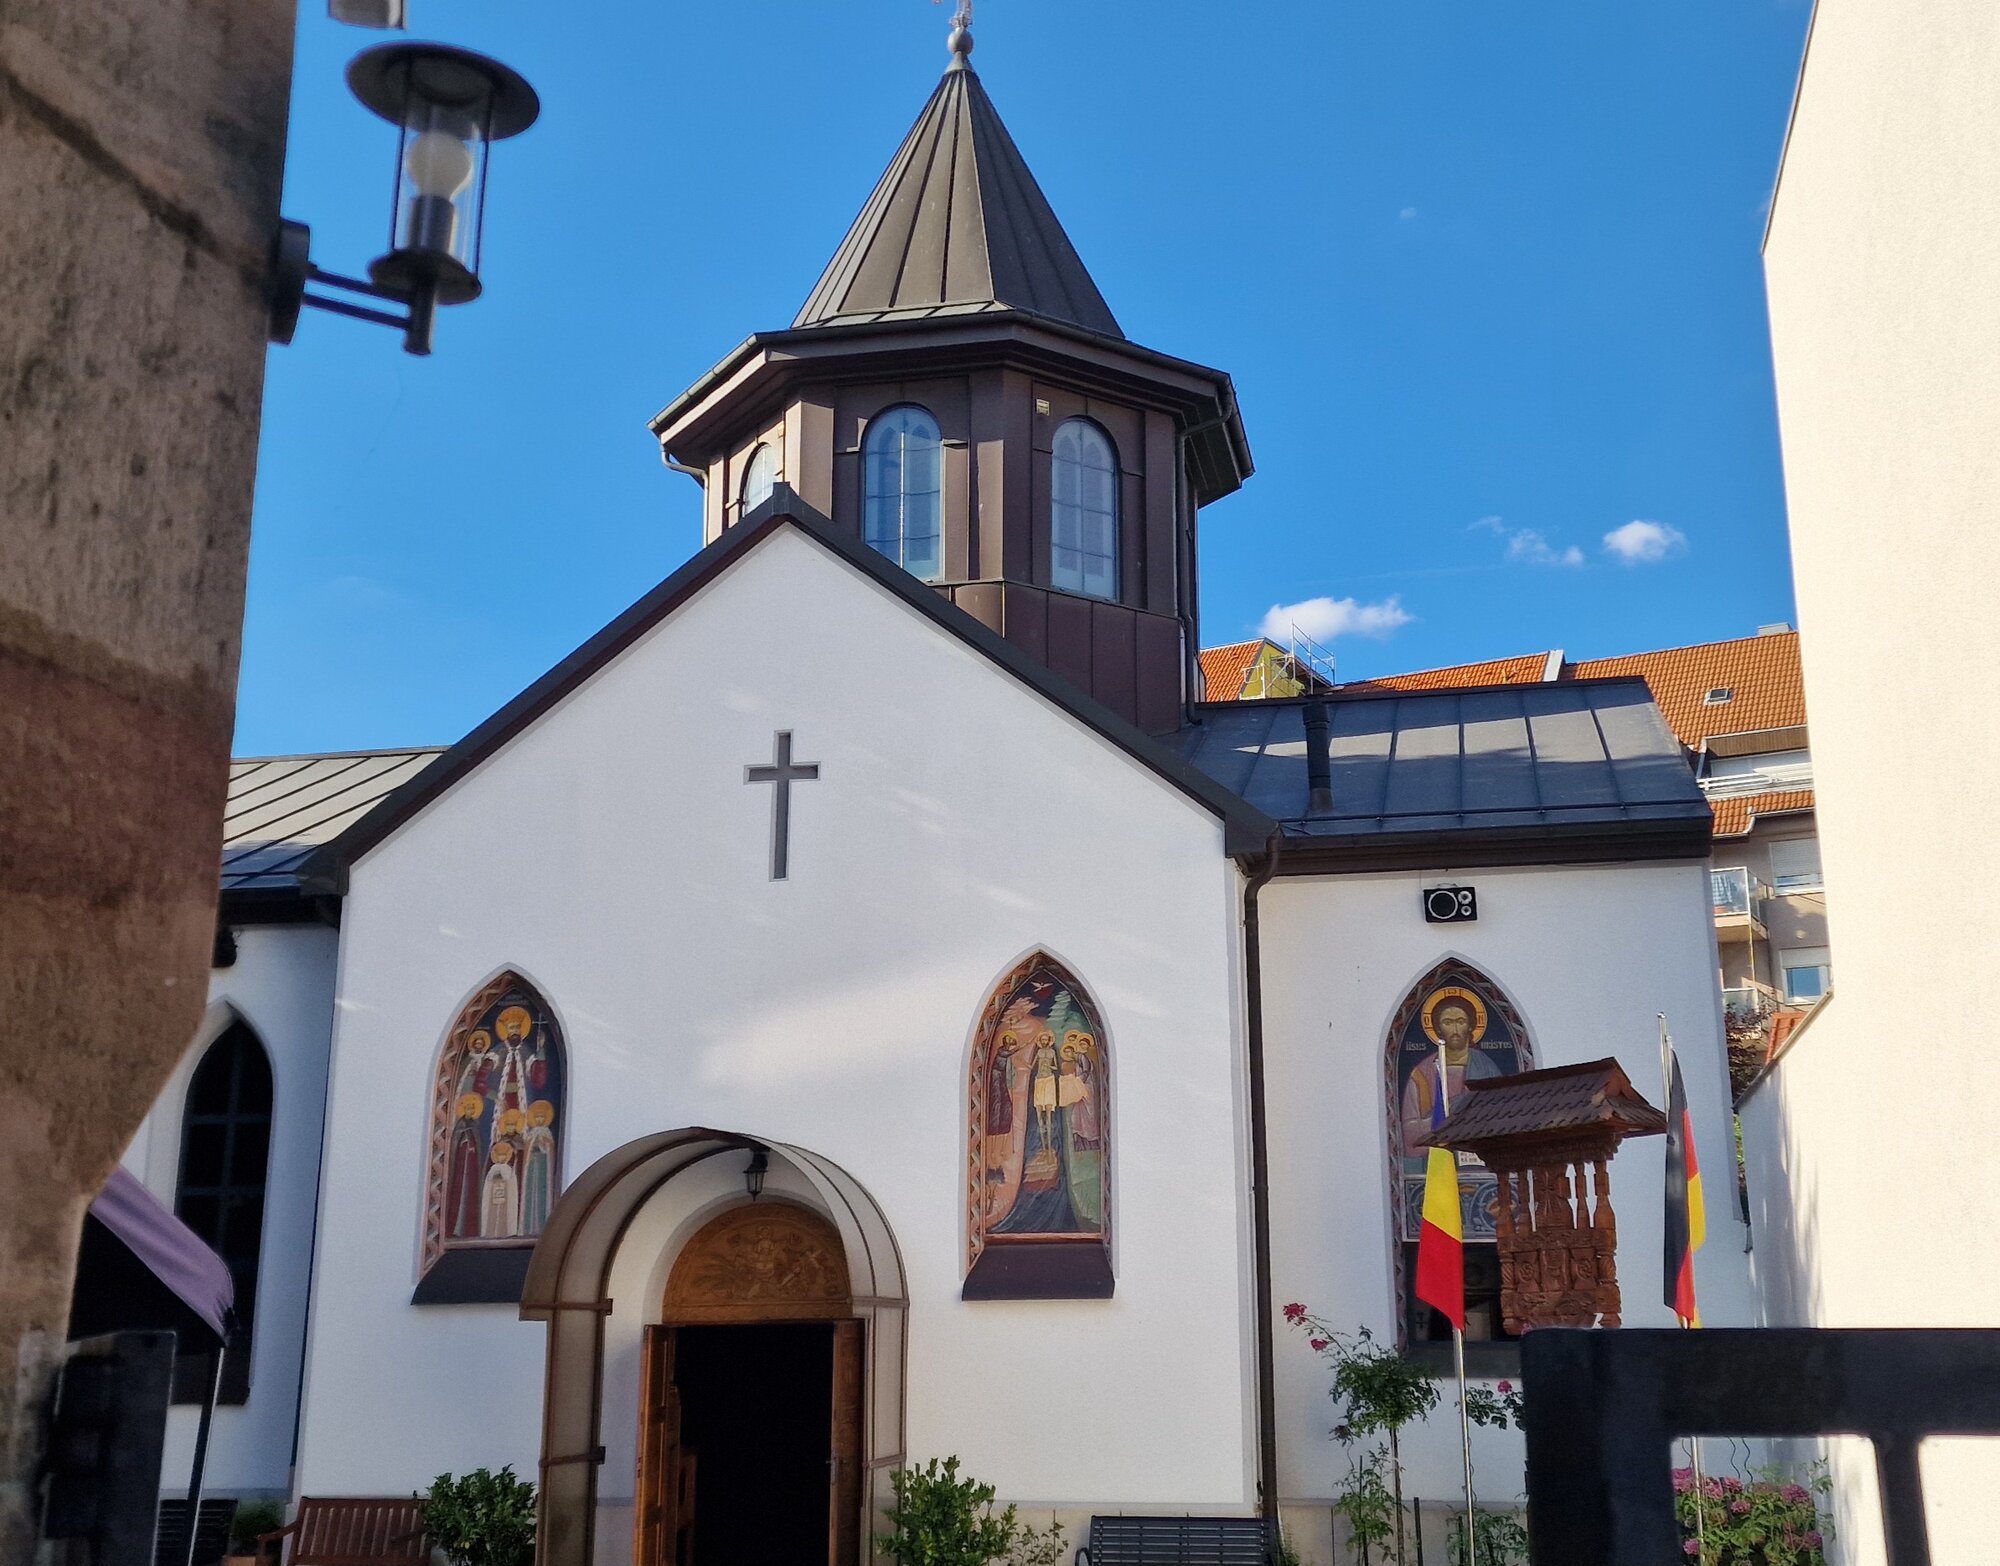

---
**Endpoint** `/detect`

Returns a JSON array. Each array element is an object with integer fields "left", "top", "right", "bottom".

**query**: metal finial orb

[{"left": 949, "top": 24, "right": 973, "bottom": 61}]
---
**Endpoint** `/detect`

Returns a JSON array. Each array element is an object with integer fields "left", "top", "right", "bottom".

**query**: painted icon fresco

[
  {"left": 1384, "top": 960, "right": 1531, "bottom": 1246},
  {"left": 423, "top": 972, "right": 566, "bottom": 1272},
  {"left": 966, "top": 954, "right": 1110, "bottom": 1264}
]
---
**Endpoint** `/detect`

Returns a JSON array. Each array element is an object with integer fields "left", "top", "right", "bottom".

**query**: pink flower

[
  {"left": 1782, "top": 1484, "right": 1810, "bottom": 1505},
  {"left": 1682, "top": 1541, "right": 1700, "bottom": 1555},
  {"left": 1804, "top": 1529, "right": 1822, "bottom": 1547},
  {"left": 1672, "top": 1467, "right": 1695, "bottom": 1494},
  {"left": 1497, "top": 1380, "right": 1513, "bottom": 1393},
  {"left": 1730, "top": 1500, "right": 1751, "bottom": 1515},
  {"left": 1309, "top": 1337, "right": 1329, "bottom": 1351},
  {"left": 1283, "top": 1302, "right": 1306, "bottom": 1323}
]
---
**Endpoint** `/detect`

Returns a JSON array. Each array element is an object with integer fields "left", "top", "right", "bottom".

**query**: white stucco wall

[
  {"left": 1755, "top": 2, "right": 2000, "bottom": 1560},
  {"left": 291, "top": 525, "right": 1256, "bottom": 1533},
  {"left": 122, "top": 923, "right": 338, "bottom": 1498},
  {"left": 1260, "top": 860, "right": 1749, "bottom": 1531}
]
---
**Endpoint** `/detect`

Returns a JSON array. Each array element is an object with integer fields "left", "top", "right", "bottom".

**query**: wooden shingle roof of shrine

[{"left": 1421, "top": 1058, "right": 1667, "bottom": 1154}]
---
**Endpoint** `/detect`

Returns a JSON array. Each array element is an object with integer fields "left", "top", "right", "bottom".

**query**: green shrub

[
  {"left": 876, "top": 1457, "right": 1019, "bottom": 1566},
  {"left": 419, "top": 1467, "right": 538, "bottom": 1566},
  {"left": 229, "top": 1499, "right": 286, "bottom": 1554},
  {"left": 1446, "top": 1508, "right": 1529, "bottom": 1566}
]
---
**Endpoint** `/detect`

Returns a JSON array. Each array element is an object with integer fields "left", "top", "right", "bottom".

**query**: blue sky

[{"left": 239, "top": 0, "right": 1813, "bottom": 755}]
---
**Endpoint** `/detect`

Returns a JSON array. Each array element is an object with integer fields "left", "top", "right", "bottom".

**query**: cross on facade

[{"left": 744, "top": 729, "right": 820, "bottom": 881}]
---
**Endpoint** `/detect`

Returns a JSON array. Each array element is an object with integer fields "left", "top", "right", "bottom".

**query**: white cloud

[
  {"left": 1474, "top": 515, "right": 1584, "bottom": 567},
  {"left": 1602, "top": 519, "right": 1688, "bottom": 564},
  {"left": 1259, "top": 594, "right": 1413, "bottom": 643},
  {"left": 1506, "top": 529, "right": 1586, "bottom": 568},
  {"left": 1399, "top": 206, "right": 1419, "bottom": 221}
]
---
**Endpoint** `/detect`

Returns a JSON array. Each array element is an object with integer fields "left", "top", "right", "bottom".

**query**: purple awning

[{"left": 88, "top": 1166, "right": 234, "bottom": 1342}]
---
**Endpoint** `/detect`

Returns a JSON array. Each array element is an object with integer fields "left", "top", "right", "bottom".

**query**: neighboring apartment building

[
  {"left": 1213, "top": 627, "right": 1827, "bottom": 1035},
  {"left": 1198, "top": 636, "right": 1338, "bottom": 701}
]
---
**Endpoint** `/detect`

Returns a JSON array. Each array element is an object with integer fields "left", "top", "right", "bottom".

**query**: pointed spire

[{"left": 792, "top": 21, "right": 1123, "bottom": 338}]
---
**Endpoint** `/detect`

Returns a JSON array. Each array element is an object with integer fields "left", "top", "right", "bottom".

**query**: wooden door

[
  {"left": 635, "top": 1326, "right": 686, "bottom": 1566},
  {"left": 828, "top": 1320, "right": 864, "bottom": 1566}
]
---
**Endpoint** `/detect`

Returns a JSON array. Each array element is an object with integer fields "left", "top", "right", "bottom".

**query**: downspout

[{"left": 1242, "top": 828, "right": 1284, "bottom": 1553}]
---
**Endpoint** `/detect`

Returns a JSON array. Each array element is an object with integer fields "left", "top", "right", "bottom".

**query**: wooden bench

[
  {"left": 255, "top": 1498, "right": 428, "bottom": 1566},
  {"left": 1076, "top": 1515, "right": 1271, "bottom": 1565}
]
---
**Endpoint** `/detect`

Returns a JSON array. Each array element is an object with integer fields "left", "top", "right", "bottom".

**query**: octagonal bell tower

[{"left": 650, "top": 20, "right": 1251, "bottom": 734}]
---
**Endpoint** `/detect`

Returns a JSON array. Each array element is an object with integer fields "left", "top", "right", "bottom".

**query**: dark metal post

[{"left": 182, "top": 1342, "right": 227, "bottom": 1566}]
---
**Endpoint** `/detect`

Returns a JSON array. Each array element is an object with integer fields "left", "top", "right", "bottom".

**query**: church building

[{"left": 123, "top": 21, "right": 1750, "bottom": 1564}]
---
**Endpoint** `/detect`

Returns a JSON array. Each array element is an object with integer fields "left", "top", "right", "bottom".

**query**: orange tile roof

[
  {"left": 1198, "top": 640, "right": 1269, "bottom": 701},
  {"left": 1710, "top": 789, "right": 1815, "bottom": 838},
  {"left": 1568, "top": 632, "right": 1804, "bottom": 749},
  {"left": 1339, "top": 654, "right": 1554, "bottom": 693}
]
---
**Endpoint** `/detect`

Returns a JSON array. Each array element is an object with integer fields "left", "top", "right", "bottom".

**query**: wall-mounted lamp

[
  {"left": 272, "top": 42, "right": 539, "bottom": 356},
  {"left": 743, "top": 1149, "right": 769, "bottom": 1201}
]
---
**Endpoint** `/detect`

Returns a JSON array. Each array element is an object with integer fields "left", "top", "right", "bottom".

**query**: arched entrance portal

[{"left": 521, "top": 1130, "right": 907, "bottom": 1566}]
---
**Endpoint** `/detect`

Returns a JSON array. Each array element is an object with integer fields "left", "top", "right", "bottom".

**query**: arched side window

[
  {"left": 862, "top": 405, "right": 943, "bottom": 581},
  {"left": 1050, "top": 419, "right": 1119, "bottom": 600},
  {"left": 175, "top": 1020, "right": 272, "bottom": 1403},
  {"left": 421, "top": 972, "right": 567, "bottom": 1285},
  {"left": 740, "top": 443, "right": 778, "bottom": 515},
  {"left": 1384, "top": 960, "right": 1533, "bottom": 1354},
  {"left": 963, "top": 952, "right": 1113, "bottom": 1299}
]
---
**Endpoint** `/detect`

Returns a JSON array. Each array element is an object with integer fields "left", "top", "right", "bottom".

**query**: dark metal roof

[
  {"left": 222, "top": 747, "right": 443, "bottom": 893},
  {"left": 1421, "top": 1058, "right": 1667, "bottom": 1152},
  {"left": 1167, "top": 681, "right": 1713, "bottom": 866},
  {"left": 793, "top": 56, "right": 1122, "bottom": 337}
]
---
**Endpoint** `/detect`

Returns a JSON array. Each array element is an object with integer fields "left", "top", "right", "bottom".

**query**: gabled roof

[
  {"left": 793, "top": 42, "right": 1122, "bottom": 337},
  {"left": 312, "top": 489, "right": 1275, "bottom": 877},
  {"left": 222, "top": 747, "right": 443, "bottom": 894},
  {"left": 1710, "top": 788, "right": 1815, "bottom": 839},
  {"left": 1169, "top": 678, "right": 1713, "bottom": 869}
]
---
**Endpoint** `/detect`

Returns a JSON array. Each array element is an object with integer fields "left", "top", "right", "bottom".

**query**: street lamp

[
  {"left": 743, "top": 1149, "right": 769, "bottom": 1201},
  {"left": 271, "top": 42, "right": 539, "bottom": 356}
]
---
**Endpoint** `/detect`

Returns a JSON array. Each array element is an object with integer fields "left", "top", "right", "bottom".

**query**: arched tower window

[
  {"left": 423, "top": 972, "right": 568, "bottom": 1278},
  {"left": 862, "top": 405, "right": 943, "bottom": 581},
  {"left": 1385, "top": 960, "right": 1533, "bottom": 1353},
  {"left": 740, "top": 443, "right": 778, "bottom": 515},
  {"left": 175, "top": 1020, "right": 272, "bottom": 1403},
  {"left": 964, "top": 952, "right": 1113, "bottom": 1299},
  {"left": 1050, "top": 419, "right": 1119, "bottom": 600}
]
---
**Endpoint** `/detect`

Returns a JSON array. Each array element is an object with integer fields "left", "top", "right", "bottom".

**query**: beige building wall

[
  {"left": 1749, "top": 0, "right": 2000, "bottom": 1559},
  {"left": 0, "top": 0, "right": 292, "bottom": 1549}
]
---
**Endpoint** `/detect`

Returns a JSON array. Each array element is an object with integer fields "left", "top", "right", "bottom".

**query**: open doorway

[{"left": 638, "top": 1320, "right": 862, "bottom": 1566}]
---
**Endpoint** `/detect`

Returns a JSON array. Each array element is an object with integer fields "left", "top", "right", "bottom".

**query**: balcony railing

[
  {"left": 1721, "top": 983, "right": 1779, "bottom": 1021},
  {"left": 1699, "top": 760, "right": 1814, "bottom": 799},
  {"left": 1711, "top": 866, "right": 1772, "bottom": 918}
]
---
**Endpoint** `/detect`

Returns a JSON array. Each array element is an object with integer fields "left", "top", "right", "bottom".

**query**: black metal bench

[{"left": 1075, "top": 1515, "right": 1270, "bottom": 1565}]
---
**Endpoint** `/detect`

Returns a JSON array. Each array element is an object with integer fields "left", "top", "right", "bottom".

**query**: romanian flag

[
  {"left": 1663, "top": 1046, "right": 1706, "bottom": 1327},
  {"left": 1414, "top": 1064, "right": 1465, "bottom": 1329}
]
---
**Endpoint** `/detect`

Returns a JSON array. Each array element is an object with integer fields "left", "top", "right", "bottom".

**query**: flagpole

[
  {"left": 1438, "top": 1041, "right": 1477, "bottom": 1566},
  {"left": 1661, "top": 1014, "right": 1708, "bottom": 1562}
]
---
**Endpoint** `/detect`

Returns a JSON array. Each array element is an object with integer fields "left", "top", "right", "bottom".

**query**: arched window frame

[
  {"left": 174, "top": 1018, "right": 273, "bottom": 1403},
  {"left": 861, "top": 404, "right": 944, "bottom": 582},
  {"left": 421, "top": 970, "right": 569, "bottom": 1280},
  {"left": 963, "top": 950, "right": 1113, "bottom": 1299},
  {"left": 740, "top": 443, "right": 778, "bottom": 516},
  {"left": 1382, "top": 958, "right": 1534, "bottom": 1357},
  {"left": 1049, "top": 418, "right": 1120, "bottom": 601}
]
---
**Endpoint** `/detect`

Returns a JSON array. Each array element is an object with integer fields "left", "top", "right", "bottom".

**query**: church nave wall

[
  {"left": 1256, "top": 860, "right": 1753, "bottom": 1514},
  {"left": 123, "top": 922, "right": 339, "bottom": 1501}
]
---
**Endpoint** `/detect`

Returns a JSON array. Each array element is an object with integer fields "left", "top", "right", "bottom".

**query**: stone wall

[{"left": 0, "top": 0, "right": 291, "bottom": 1550}]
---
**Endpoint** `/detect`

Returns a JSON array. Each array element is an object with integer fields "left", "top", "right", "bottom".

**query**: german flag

[
  {"left": 1414, "top": 1067, "right": 1465, "bottom": 1329},
  {"left": 1663, "top": 1045, "right": 1706, "bottom": 1327}
]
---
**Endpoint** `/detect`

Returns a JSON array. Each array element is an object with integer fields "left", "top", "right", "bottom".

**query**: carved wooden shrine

[{"left": 1421, "top": 1058, "right": 1665, "bottom": 1333}]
